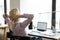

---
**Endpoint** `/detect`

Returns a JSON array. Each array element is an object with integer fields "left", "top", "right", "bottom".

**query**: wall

[{"left": 10, "top": 0, "right": 20, "bottom": 10}]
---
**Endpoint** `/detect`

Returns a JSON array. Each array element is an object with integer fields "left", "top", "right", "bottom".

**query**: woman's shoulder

[{"left": 15, "top": 22, "right": 21, "bottom": 26}]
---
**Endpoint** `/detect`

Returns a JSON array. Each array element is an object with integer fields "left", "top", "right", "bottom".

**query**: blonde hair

[
  {"left": 9, "top": 8, "right": 20, "bottom": 31},
  {"left": 9, "top": 8, "right": 20, "bottom": 21}
]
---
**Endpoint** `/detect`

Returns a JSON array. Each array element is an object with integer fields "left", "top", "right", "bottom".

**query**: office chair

[
  {"left": 7, "top": 30, "right": 32, "bottom": 40},
  {"left": 7, "top": 22, "right": 34, "bottom": 40}
]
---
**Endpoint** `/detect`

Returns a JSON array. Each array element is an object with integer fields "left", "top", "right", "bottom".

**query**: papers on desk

[
  {"left": 40, "top": 30, "right": 55, "bottom": 36},
  {"left": 30, "top": 30, "right": 55, "bottom": 36}
]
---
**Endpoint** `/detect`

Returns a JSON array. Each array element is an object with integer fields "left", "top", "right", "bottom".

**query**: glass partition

[
  {"left": 56, "top": 11, "right": 60, "bottom": 29},
  {"left": 56, "top": 0, "right": 60, "bottom": 29}
]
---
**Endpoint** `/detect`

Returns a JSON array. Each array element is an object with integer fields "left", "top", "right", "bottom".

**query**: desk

[
  {"left": 28, "top": 29, "right": 60, "bottom": 40},
  {"left": 0, "top": 25, "right": 8, "bottom": 40}
]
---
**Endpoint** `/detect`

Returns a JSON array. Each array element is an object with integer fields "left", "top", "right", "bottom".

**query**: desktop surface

[{"left": 28, "top": 28, "right": 60, "bottom": 40}]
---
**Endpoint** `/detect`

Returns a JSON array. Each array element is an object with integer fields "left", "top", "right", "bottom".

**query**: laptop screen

[{"left": 37, "top": 22, "right": 47, "bottom": 31}]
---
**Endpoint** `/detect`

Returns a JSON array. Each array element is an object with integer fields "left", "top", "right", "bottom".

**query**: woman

[
  {"left": 3, "top": 8, "right": 34, "bottom": 36},
  {"left": 3, "top": 8, "right": 42, "bottom": 40}
]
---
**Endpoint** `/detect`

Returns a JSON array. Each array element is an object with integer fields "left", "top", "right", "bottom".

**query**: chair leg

[
  {"left": 12, "top": 38, "right": 15, "bottom": 40},
  {"left": 10, "top": 38, "right": 15, "bottom": 40}
]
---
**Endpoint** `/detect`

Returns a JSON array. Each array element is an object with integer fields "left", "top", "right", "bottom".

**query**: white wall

[{"left": 10, "top": 0, "right": 20, "bottom": 10}]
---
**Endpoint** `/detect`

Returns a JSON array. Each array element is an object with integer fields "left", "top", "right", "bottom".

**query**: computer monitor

[{"left": 37, "top": 22, "right": 47, "bottom": 31}]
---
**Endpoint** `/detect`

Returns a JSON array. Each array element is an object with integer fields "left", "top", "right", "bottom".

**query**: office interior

[{"left": 0, "top": 0, "right": 60, "bottom": 40}]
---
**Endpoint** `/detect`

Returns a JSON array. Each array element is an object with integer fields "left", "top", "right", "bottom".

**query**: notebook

[{"left": 37, "top": 22, "right": 47, "bottom": 31}]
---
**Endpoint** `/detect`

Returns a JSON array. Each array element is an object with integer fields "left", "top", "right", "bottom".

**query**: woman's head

[{"left": 9, "top": 8, "right": 20, "bottom": 21}]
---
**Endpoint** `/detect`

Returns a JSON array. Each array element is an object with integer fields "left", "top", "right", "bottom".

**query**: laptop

[
  {"left": 37, "top": 22, "right": 47, "bottom": 31},
  {"left": 29, "top": 22, "right": 54, "bottom": 36}
]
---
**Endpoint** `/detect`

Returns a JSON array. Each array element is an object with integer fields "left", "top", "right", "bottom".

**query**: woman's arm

[
  {"left": 20, "top": 14, "right": 34, "bottom": 28},
  {"left": 3, "top": 14, "right": 10, "bottom": 24}
]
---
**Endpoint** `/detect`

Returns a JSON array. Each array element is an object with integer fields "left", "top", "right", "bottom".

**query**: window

[
  {"left": 0, "top": 0, "right": 4, "bottom": 24},
  {"left": 0, "top": 0, "right": 10, "bottom": 24},
  {"left": 20, "top": 0, "right": 52, "bottom": 28},
  {"left": 56, "top": 0, "right": 60, "bottom": 29},
  {"left": 6, "top": 0, "right": 10, "bottom": 15}
]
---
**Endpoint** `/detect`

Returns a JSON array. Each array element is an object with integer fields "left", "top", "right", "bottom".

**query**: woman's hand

[{"left": 3, "top": 14, "right": 9, "bottom": 19}]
